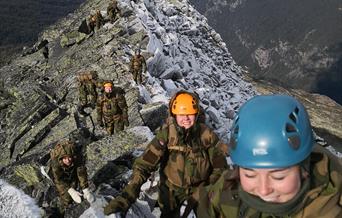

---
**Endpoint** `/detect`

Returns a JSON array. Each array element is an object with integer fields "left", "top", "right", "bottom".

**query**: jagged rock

[
  {"left": 14, "top": 164, "right": 41, "bottom": 186},
  {"left": 161, "top": 79, "right": 178, "bottom": 94},
  {"left": 206, "top": 106, "right": 220, "bottom": 123},
  {"left": 60, "top": 31, "right": 87, "bottom": 47},
  {"left": 140, "top": 102, "right": 168, "bottom": 131},
  {"left": 0, "top": 0, "right": 340, "bottom": 217},
  {"left": 160, "top": 65, "right": 182, "bottom": 80},
  {"left": 118, "top": 0, "right": 134, "bottom": 18},
  {"left": 86, "top": 127, "right": 153, "bottom": 179}
]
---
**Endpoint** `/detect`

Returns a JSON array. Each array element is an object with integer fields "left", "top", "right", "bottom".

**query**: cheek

[
  {"left": 240, "top": 176, "right": 256, "bottom": 192},
  {"left": 275, "top": 175, "right": 301, "bottom": 194},
  {"left": 176, "top": 117, "right": 183, "bottom": 126}
]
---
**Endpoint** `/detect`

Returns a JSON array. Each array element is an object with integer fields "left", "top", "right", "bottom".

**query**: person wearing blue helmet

[{"left": 197, "top": 94, "right": 342, "bottom": 218}]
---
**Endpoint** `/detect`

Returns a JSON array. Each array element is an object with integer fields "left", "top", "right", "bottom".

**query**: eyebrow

[{"left": 242, "top": 168, "right": 288, "bottom": 173}]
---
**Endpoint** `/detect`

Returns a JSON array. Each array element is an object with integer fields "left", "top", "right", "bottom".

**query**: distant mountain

[
  {"left": 0, "top": 0, "right": 341, "bottom": 216},
  {"left": 0, "top": 0, "right": 85, "bottom": 66},
  {"left": 189, "top": 0, "right": 342, "bottom": 104}
]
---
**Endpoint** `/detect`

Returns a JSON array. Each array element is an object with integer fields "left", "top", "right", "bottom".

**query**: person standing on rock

[
  {"left": 196, "top": 95, "right": 342, "bottom": 218},
  {"left": 87, "top": 14, "right": 96, "bottom": 33},
  {"left": 96, "top": 81, "right": 129, "bottom": 135},
  {"left": 130, "top": 49, "right": 147, "bottom": 84},
  {"left": 50, "top": 140, "right": 95, "bottom": 215},
  {"left": 87, "top": 10, "right": 105, "bottom": 33},
  {"left": 78, "top": 71, "right": 98, "bottom": 115},
  {"left": 95, "top": 9, "right": 105, "bottom": 31},
  {"left": 107, "top": 0, "right": 120, "bottom": 23},
  {"left": 103, "top": 90, "right": 228, "bottom": 217}
]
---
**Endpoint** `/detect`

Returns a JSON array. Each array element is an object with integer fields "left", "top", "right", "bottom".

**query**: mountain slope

[
  {"left": 0, "top": 0, "right": 85, "bottom": 66},
  {"left": 0, "top": 0, "right": 341, "bottom": 217},
  {"left": 189, "top": 0, "right": 342, "bottom": 104}
]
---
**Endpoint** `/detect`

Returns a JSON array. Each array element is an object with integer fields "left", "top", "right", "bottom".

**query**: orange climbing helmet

[
  {"left": 170, "top": 91, "right": 199, "bottom": 115},
  {"left": 103, "top": 82, "right": 113, "bottom": 88}
]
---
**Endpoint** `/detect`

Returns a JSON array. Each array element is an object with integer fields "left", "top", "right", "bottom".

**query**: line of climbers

[
  {"left": 87, "top": 0, "right": 120, "bottom": 33},
  {"left": 45, "top": 89, "right": 342, "bottom": 217},
  {"left": 77, "top": 47, "right": 146, "bottom": 134},
  {"left": 37, "top": 2, "right": 342, "bottom": 216}
]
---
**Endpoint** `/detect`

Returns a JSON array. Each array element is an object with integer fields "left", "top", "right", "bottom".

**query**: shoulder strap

[{"left": 165, "top": 117, "right": 178, "bottom": 148}]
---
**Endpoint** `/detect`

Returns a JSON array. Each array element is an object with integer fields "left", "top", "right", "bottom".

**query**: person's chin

[{"left": 259, "top": 196, "right": 280, "bottom": 203}]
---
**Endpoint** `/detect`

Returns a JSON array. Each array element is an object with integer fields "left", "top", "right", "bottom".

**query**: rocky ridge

[{"left": 0, "top": 0, "right": 341, "bottom": 217}]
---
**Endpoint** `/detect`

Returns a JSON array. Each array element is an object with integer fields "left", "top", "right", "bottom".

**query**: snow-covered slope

[
  {"left": 0, "top": 179, "right": 41, "bottom": 217},
  {"left": 129, "top": 0, "right": 256, "bottom": 141}
]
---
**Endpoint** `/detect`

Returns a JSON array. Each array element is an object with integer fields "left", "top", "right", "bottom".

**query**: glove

[
  {"left": 103, "top": 196, "right": 129, "bottom": 215},
  {"left": 83, "top": 188, "right": 95, "bottom": 203},
  {"left": 67, "top": 188, "right": 82, "bottom": 203}
]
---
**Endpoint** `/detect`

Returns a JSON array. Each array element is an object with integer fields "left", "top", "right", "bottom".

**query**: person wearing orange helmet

[
  {"left": 103, "top": 90, "right": 228, "bottom": 217},
  {"left": 96, "top": 81, "right": 129, "bottom": 135}
]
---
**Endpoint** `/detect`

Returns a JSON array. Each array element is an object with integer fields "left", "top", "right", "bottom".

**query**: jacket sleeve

[
  {"left": 96, "top": 95, "right": 103, "bottom": 122},
  {"left": 51, "top": 160, "right": 71, "bottom": 190},
  {"left": 119, "top": 127, "right": 168, "bottom": 207},
  {"left": 129, "top": 57, "right": 134, "bottom": 71},
  {"left": 142, "top": 57, "right": 147, "bottom": 72},
  {"left": 77, "top": 165, "right": 89, "bottom": 189},
  {"left": 206, "top": 131, "right": 228, "bottom": 184}
]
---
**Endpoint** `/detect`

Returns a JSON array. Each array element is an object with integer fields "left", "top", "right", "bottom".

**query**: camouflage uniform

[
  {"left": 50, "top": 141, "right": 89, "bottom": 211},
  {"left": 104, "top": 116, "right": 228, "bottom": 217},
  {"left": 78, "top": 71, "right": 98, "bottom": 111},
  {"left": 87, "top": 15, "right": 96, "bottom": 33},
  {"left": 96, "top": 87, "right": 128, "bottom": 135},
  {"left": 197, "top": 145, "right": 342, "bottom": 218},
  {"left": 87, "top": 11, "right": 104, "bottom": 33},
  {"left": 130, "top": 53, "right": 146, "bottom": 84},
  {"left": 107, "top": 0, "right": 120, "bottom": 23}
]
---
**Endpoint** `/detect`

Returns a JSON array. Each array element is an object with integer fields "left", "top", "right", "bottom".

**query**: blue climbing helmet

[{"left": 230, "top": 95, "right": 314, "bottom": 168}]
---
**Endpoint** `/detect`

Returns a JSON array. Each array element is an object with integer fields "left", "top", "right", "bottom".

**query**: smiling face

[
  {"left": 104, "top": 86, "right": 112, "bottom": 93},
  {"left": 62, "top": 156, "right": 73, "bottom": 167},
  {"left": 175, "top": 114, "right": 196, "bottom": 129},
  {"left": 239, "top": 166, "right": 302, "bottom": 203}
]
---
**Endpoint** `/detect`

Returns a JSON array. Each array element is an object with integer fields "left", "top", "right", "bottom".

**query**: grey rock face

[{"left": 0, "top": 0, "right": 340, "bottom": 217}]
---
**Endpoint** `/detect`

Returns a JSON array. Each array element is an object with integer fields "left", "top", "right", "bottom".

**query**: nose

[{"left": 257, "top": 177, "right": 273, "bottom": 197}]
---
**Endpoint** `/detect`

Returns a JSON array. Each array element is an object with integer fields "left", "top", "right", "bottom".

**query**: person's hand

[
  {"left": 103, "top": 196, "right": 129, "bottom": 215},
  {"left": 67, "top": 188, "right": 82, "bottom": 203},
  {"left": 83, "top": 188, "right": 95, "bottom": 203}
]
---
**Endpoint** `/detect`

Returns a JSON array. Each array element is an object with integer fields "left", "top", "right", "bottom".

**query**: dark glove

[{"left": 103, "top": 196, "right": 130, "bottom": 215}]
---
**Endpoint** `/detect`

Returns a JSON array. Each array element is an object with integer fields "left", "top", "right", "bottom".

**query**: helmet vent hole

[
  {"left": 288, "top": 135, "right": 300, "bottom": 150},
  {"left": 233, "top": 125, "right": 239, "bottom": 134},
  {"left": 289, "top": 113, "right": 297, "bottom": 123},
  {"left": 294, "top": 107, "right": 299, "bottom": 114},
  {"left": 286, "top": 123, "right": 297, "bottom": 133}
]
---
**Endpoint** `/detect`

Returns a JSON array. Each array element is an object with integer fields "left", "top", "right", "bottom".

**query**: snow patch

[{"left": 0, "top": 179, "right": 41, "bottom": 218}]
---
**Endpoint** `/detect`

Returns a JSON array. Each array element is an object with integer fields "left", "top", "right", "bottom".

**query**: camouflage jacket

[
  {"left": 197, "top": 145, "right": 342, "bottom": 218},
  {"left": 130, "top": 54, "right": 146, "bottom": 72},
  {"left": 96, "top": 89, "right": 128, "bottom": 122},
  {"left": 107, "top": 1, "right": 119, "bottom": 14},
  {"left": 79, "top": 80, "right": 97, "bottom": 98},
  {"left": 51, "top": 142, "right": 89, "bottom": 190},
  {"left": 120, "top": 117, "right": 228, "bottom": 205}
]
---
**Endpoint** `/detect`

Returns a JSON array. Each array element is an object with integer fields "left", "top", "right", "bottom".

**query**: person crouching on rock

[{"left": 50, "top": 140, "right": 95, "bottom": 215}]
